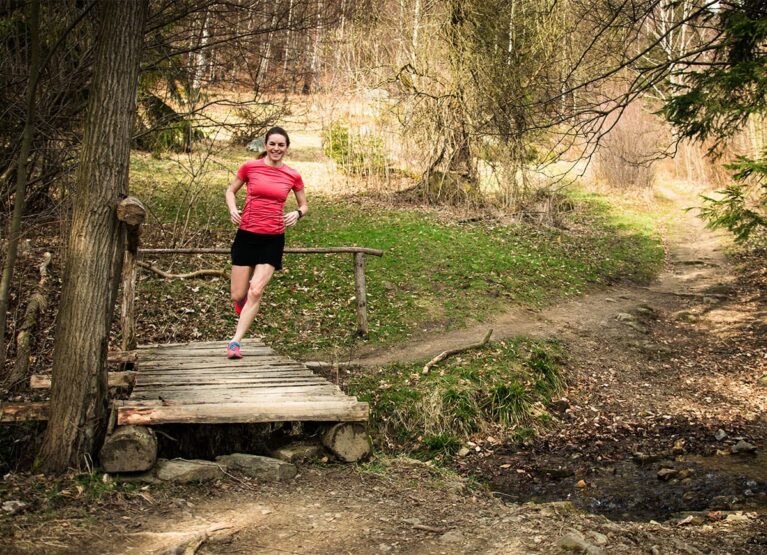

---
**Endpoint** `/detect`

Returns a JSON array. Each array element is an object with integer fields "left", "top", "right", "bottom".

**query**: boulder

[
  {"left": 155, "top": 459, "right": 224, "bottom": 483},
  {"left": 216, "top": 453, "right": 297, "bottom": 481}
]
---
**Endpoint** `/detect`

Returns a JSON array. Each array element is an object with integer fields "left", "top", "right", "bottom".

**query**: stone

[
  {"left": 576, "top": 479, "right": 587, "bottom": 489},
  {"left": 550, "top": 398, "right": 571, "bottom": 413},
  {"left": 155, "top": 459, "right": 225, "bottom": 483},
  {"left": 2, "top": 500, "right": 27, "bottom": 515},
  {"left": 270, "top": 442, "right": 325, "bottom": 463},
  {"left": 321, "top": 422, "right": 371, "bottom": 462},
  {"left": 715, "top": 429, "right": 727, "bottom": 441},
  {"left": 615, "top": 312, "right": 635, "bottom": 322},
  {"left": 457, "top": 447, "right": 471, "bottom": 457},
  {"left": 246, "top": 137, "right": 265, "bottom": 152},
  {"left": 439, "top": 529, "right": 464, "bottom": 544},
  {"left": 587, "top": 531, "right": 608, "bottom": 546},
  {"left": 657, "top": 468, "right": 678, "bottom": 481},
  {"left": 557, "top": 530, "right": 603, "bottom": 554},
  {"left": 758, "top": 373, "right": 767, "bottom": 387},
  {"left": 99, "top": 426, "right": 157, "bottom": 473},
  {"left": 216, "top": 454, "right": 297, "bottom": 482},
  {"left": 731, "top": 440, "right": 757, "bottom": 454}
]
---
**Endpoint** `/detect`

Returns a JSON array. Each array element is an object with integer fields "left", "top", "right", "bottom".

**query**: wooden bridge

[{"left": 115, "top": 338, "right": 368, "bottom": 426}]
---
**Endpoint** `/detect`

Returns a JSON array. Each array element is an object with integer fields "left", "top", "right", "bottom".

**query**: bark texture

[{"left": 38, "top": 0, "right": 148, "bottom": 472}]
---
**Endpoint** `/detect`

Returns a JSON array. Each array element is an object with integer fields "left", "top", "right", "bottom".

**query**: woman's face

[{"left": 265, "top": 133, "right": 288, "bottom": 165}]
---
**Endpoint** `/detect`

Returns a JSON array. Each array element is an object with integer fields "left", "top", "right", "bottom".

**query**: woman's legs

[
  {"left": 230, "top": 265, "right": 254, "bottom": 305},
  {"left": 231, "top": 263, "right": 276, "bottom": 343}
]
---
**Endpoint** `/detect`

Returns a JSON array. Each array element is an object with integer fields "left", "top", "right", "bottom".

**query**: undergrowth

[{"left": 347, "top": 339, "right": 564, "bottom": 461}]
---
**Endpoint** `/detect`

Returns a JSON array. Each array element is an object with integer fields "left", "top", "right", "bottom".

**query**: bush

[{"left": 322, "top": 121, "right": 388, "bottom": 176}]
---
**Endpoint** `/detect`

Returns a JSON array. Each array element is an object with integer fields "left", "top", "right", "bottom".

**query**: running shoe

[
  {"left": 234, "top": 299, "right": 246, "bottom": 315},
  {"left": 227, "top": 341, "right": 242, "bottom": 359}
]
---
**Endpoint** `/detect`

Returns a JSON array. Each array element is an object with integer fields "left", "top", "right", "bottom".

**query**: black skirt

[{"left": 230, "top": 229, "right": 285, "bottom": 270}]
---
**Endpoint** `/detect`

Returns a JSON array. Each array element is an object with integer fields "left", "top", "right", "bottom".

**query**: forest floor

[{"left": 3, "top": 190, "right": 766, "bottom": 554}]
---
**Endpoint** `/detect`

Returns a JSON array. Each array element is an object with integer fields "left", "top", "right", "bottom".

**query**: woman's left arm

[{"left": 284, "top": 188, "right": 309, "bottom": 228}]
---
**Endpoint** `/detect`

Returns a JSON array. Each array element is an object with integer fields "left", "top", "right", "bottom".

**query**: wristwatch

[{"left": 296, "top": 209, "right": 304, "bottom": 219}]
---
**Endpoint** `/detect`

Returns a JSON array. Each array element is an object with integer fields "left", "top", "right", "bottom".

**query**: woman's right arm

[{"left": 226, "top": 176, "right": 245, "bottom": 225}]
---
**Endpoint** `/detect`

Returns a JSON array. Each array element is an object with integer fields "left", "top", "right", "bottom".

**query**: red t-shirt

[{"left": 236, "top": 159, "right": 305, "bottom": 234}]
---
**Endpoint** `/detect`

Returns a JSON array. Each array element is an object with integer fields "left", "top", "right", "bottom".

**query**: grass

[
  {"left": 127, "top": 148, "right": 665, "bottom": 357},
  {"left": 346, "top": 338, "right": 564, "bottom": 460}
]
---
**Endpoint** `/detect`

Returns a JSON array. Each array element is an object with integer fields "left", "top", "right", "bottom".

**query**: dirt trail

[{"left": 358, "top": 201, "right": 733, "bottom": 369}]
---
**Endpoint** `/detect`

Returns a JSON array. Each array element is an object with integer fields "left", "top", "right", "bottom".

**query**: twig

[
  {"left": 137, "top": 261, "right": 227, "bottom": 280},
  {"left": 422, "top": 329, "right": 493, "bottom": 374}
]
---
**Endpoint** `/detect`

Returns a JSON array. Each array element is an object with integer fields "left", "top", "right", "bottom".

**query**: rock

[
  {"left": 725, "top": 512, "right": 750, "bottom": 523},
  {"left": 632, "top": 452, "right": 663, "bottom": 464},
  {"left": 216, "top": 454, "right": 297, "bottom": 482},
  {"left": 587, "top": 531, "right": 608, "bottom": 546},
  {"left": 710, "top": 495, "right": 734, "bottom": 510},
  {"left": 557, "top": 530, "right": 603, "bottom": 554},
  {"left": 677, "top": 469, "right": 693, "bottom": 480},
  {"left": 550, "top": 398, "right": 571, "bottom": 413},
  {"left": 246, "top": 137, "right": 265, "bottom": 152},
  {"left": 634, "top": 305, "right": 656, "bottom": 318},
  {"left": 99, "top": 426, "right": 157, "bottom": 473},
  {"left": 731, "top": 440, "right": 757, "bottom": 454},
  {"left": 439, "top": 529, "right": 464, "bottom": 543},
  {"left": 2, "top": 500, "right": 27, "bottom": 515},
  {"left": 576, "top": 479, "right": 587, "bottom": 489},
  {"left": 615, "top": 312, "right": 635, "bottom": 322},
  {"left": 758, "top": 373, "right": 767, "bottom": 387},
  {"left": 457, "top": 447, "right": 471, "bottom": 457},
  {"left": 322, "top": 423, "right": 371, "bottom": 462},
  {"left": 657, "top": 468, "right": 678, "bottom": 481},
  {"left": 624, "top": 320, "right": 648, "bottom": 333},
  {"left": 270, "top": 442, "right": 325, "bottom": 463},
  {"left": 715, "top": 429, "right": 728, "bottom": 441},
  {"left": 672, "top": 310, "right": 698, "bottom": 323},
  {"left": 672, "top": 439, "right": 686, "bottom": 454},
  {"left": 155, "top": 459, "right": 225, "bottom": 483}
]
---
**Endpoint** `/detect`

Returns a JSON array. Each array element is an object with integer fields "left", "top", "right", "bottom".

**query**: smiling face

[{"left": 264, "top": 133, "right": 288, "bottom": 166}]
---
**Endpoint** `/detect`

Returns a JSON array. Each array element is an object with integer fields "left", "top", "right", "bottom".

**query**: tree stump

[
  {"left": 99, "top": 425, "right": 157, "bottom": 473},
  {"left": 321, "top": 422, "right": 371, "bottom": 462}
]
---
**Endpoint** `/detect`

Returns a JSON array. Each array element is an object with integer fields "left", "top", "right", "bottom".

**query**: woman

[{"left": 225, "top": 127, "right": 308, "bottom": 359}]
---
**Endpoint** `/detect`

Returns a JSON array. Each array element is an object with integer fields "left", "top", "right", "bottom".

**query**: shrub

[{"left": 322, "top": 120, "right": 388, "bottom": 176}]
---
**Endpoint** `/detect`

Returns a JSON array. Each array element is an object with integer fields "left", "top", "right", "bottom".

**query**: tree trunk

[
  {"left": 0, "top": 0, "right": 41, "bottom": 370},
  {"left": 37, "top": 0, "right": 148, "bottom": 473}
]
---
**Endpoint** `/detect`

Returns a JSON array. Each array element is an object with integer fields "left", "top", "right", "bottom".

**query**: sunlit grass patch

[{"left": 347, "top": 339, "right": 564, "bottom": 461}]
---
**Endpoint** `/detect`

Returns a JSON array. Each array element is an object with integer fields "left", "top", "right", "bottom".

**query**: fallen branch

[
  {"left": 6, "top": 252, "right": 51, "bottom": 391},
  {"left": 137, "top": 261, "right": 227, "bottom": 280},
  {"left": 304, "top": 361, "right": 360, "bottom": 371},
  {"left": 422, "top": 329, "right": 493, "bottom": 375}
]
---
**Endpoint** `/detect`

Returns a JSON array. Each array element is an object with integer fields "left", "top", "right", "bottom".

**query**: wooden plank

[
  {"left": 130, "top": 392, "right": 346, "bottom": 404},
  {"left": 117, "top": 400, "right": 369, "bottom": 425},
  {"left": 136, "top": 365, "right": 316, "bottom": 375},
  {"left": 132, "top": 377, "right": 329, "bottom": 389},
  {"left": 137, "top": 338, "right": 266, "bottom": 349},
  {"left": 1, "top": 402, "right": 49, "bottom": 422},
  {"left": 138, "top": 360, "right": 305, "bottom": 371},
  {"left": 31, "top": 372, "right": 136, "bottom": 390},
  {"left": 130, "top": 384, "right": 341, "bottom": 398},
  {"left": 114, "top": 390, "right": 354, "bottom": 407},
  {"left": 134, "top": 371, "right": 320, "bottom": 382},
  {"left": 139, "top": 348, "right": 277, "bottom": 358}
]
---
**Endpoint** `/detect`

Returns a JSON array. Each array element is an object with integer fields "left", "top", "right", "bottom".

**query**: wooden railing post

[
  {"left": 353, "top": 252, "right": 368, "bottom": 337},
  {"left": 117, "top": 197, "right": 146, "bottom": 352}
]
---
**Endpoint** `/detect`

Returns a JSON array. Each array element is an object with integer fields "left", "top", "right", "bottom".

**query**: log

[
  {"left": 99, "top": 425, "right": 157, "bottom": 473},
  {"left": 7, "top": 252, "right": 51, "bottom": 391},
  {"left": 353, "top": 252, "right": 368, "bottom": 336},
  {"left": 116, "top": 196, "right": 146, "bottom": 226},
  {"left": 108, "top": 350, "right": 138, "bottom": 364},
  {"left": 137, "top": 261, "right": 227, "bottom": 280},
  {"left": 116, "top": 399, "right": 369, "bottom": 426},
  {"left": 422, "top": 329, "right": 493, "bottom": 374},
  {"left": 30, "top": 371, "right": 136, "bottom": 390},
  {"left": 0, "top": 401, "right": 48, "bottom": 422},
  {"left": 321, "top": 422, "right": 371, "bottom": 462}
]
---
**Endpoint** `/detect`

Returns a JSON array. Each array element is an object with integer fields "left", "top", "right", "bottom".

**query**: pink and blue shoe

[{"left": 227, "top": 341, "right": 242, "bottom": 359}]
